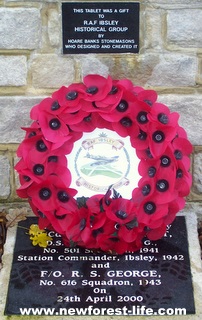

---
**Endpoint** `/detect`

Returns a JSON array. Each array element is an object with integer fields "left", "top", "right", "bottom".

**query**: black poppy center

[
  {"left": 115, "top": 210, "right": 128, "bottom": 220},
  {"left": 148, "top": 166, "right": 156, "bottom": 177},
  {"left": 51, "top": 101, "right": 60, "bottom": 111},
  {"left": 39, "top": 188, "right": 52, "bottom": 200},
  {"left": 57, "top": 191, "right": 69, "bottom": 203},
  {"left": 146, "top": 148, "right": 153, "bottom": 159},
  {"left": 144, "top": 99, "right": 153, "bottom": 106},
  {"left": 36, "top": 140, "right": 47, "bottom": 152},
  {"left": 48, "top": 156, "right": 58, "bottom": 163},
  {"left": 160, "top": 156, "right": 171, "bottom": 167},
  {"left": 144, "top": 202, "right": 156, "bottom": 214},
  {"left": 33, "top": 164, "right": 44, "bottom": 175},
  {"left": 80, "top": 218, "right": 86, "bottom": 231},
  {"left": 54, "top": 210, "right": 66, "bottom": 220},
  {"left": 28, "top": 131, "right": 37, "bottom": 138},
  {"left": 23, "top": 175, "right": 31, "bottom": 182},
  {"left": 142, "top": 184, "right": 151, "bottom": 196},
  {"left": 92, "top": 228, "right": 104, "bottom": 237},
  {"left": 138, "top": 130, "right": 147, "bottom": 141},
  {"left": 86, "top": 86, "right": 98, "bottom": 95},
  {"left": 115, "top": 223, "right": 120, "bottom": 230},
  {"left": 116, "top": 100, "right": 128, "bottom": 112},
  {"left": 158, "top": 113, "right": 169, "bottom": 124},
  {"left": 156, "top": 179, "right": 169, "bottom": 192},
  {"left": 109, "top": 86, "right": 118, "bottom": 95},
  {"left": 176, "top": 169, "right": 183, "bottom": 178},
  {"left": 66, "top": 91, "right": 78, "bottom": 101},
  {"left": 84, "top": 115, "right": 92, "bottom": 122},
  {"left": 37, "top": 210, "right": 46, "bottom": 218},
  {"left": 152, "top": 131, "right": 165, "bottom": 143},
  {"left": 137, "top": 111, "right": 148, "bottom": 124},
  {"left": 49, "top": 118, "right": 61, "bottom": 130},
  {"left": 126, "top": 218, "right": 138, "bottom": 230},
  {"left": 174, "top": 150, "right": 183, "bottom": 160},
  {"left": 120, "top": 117, "right": 132, "bottom": 127}
]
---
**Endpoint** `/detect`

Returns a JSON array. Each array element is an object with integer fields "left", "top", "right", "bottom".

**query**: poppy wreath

[{"left": 15, "top": 74, "right": 193, "bottom": 254}]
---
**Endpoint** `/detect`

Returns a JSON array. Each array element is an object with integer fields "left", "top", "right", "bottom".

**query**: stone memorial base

[{"left": 0, "top": 210, "right": 202, "bottom": 320}]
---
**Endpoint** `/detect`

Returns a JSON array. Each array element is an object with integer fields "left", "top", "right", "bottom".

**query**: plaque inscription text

[
  {"left": 5, "top": 216, "right": 195, "bottom": 316},
  {"left": 62, "top": 2, "right": 139, "bottom": 54}
]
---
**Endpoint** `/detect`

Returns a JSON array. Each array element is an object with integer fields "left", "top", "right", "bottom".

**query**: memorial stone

[{"left": 4, "top": 216, "right": 195, "bottom": 316}]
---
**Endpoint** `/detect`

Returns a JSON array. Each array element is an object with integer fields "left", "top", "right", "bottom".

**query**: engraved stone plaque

[
  {"left": 62, "top": 2, "right": 139, "bottom": 54},
  {"left": 5, "top": 216, "right": 195, "bottom": 316}
]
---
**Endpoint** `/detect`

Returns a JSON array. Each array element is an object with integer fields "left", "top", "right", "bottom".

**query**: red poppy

[
  {"left": 17, "top": 134, "right": 52, "bottom": 165},
  {"left": 61, "top": 110, "right": 89, "bottom": 126},
  {"left": 100, "top": 90, "right": 138, "bottom": 122},
  {"left": 172, "top": 137, "right": 193, "bottom": 167},
  {"left": 175, "top": 165, "right": 192, "bottom": 197},
  {"left": 112, "top": 115, "right": 139, "bottom": 138},
  {"left": 118, "top": 221, "right": 144, "bottom": 243},
  {"left": 137, "top": 195, "right": 169, "bottom": 226},
  {"left": 83, "top": 78, "right": 134, "bottom": 114},
  {"left": 136, "top": 89, "right": 158, "bottom": 106},
  {"left": 164, "top": 198, "right": 185, "bottom": 226},
  {"left": 27, "top": 180, "right": 57, "bottom": 211},
  {"left": 52, "top": 83, "right": 87, "bottom": 112},
  {"left": 148, "top": 102, "right": 179, "bottom": 127},
  {"left": 83, "top": 74, "right": 112, "bottom": 102},
  {"left": 30, "top": 97, "right": 68, "bottom": 121},
  {"left": 53, "top": 176, "right": 78, "bottom": 211},
  {"left": 41, "top": 210, "right": 68, "bottom": 235},
  {"left": 29, "top": 200, "right": 69, "bottom": 235},
  {"left": 97, "top": 222, "right": 129, "bottom": 254},
  {"left": 99, "top": 78, "right": 134, "bottom": 113},
  {"left": 86, "top": 194, "right": 103, "bottom": 213},
  {"left": 64, "top": 207, "right": 105, "bottom": 248},
  {"left": 16, "top": 176, "right": 33, "bottom": 198},
  {"left": 130, "top": 128, "right": 150, "bottom": 151},
  {"left": 146, "top": 223, "right": 167, "bottom": 241},
  {"left": 148, "top": 121, "right": 178, "bottom": 158},
  {"left": 132, "top": 175, "right": 156, "bottom": 206},
  {"left": 95, "top": 78, "right": 127, "bottom": 109},
  {"left": 20, "top": 123, "right": 41, "bottom": 138},
  {"left": 69, "top": 112, "right": 98, "bottom": 132},
  {"left": 105, "top": 198, "right": 137, "bottom": 224},
  {"left": 28, "top": 201, "right": 52, "bottom": 230},
  {"left": 36, "top": 111, "right": 70, "bottom": 145},
  {"left": 51, "top": 130, "right": 82, "bottom": 152}
]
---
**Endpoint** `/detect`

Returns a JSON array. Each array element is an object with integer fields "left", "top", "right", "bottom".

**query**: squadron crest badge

[{"left": 67, "top": 129, "right": 139, "bottom": 197}]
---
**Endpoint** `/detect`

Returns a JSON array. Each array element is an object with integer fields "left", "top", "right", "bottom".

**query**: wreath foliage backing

[{"left": 15, "top": 74, "right": 192, "bottom": 254}]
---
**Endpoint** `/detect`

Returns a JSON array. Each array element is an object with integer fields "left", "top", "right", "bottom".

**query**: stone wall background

[{"left": 0, "top": 0, "right": 201, "bottom": 219}]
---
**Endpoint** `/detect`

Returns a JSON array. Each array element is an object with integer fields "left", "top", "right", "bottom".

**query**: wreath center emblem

[{"left": 68, "top": 129, "right": 140, "bottom": 198}]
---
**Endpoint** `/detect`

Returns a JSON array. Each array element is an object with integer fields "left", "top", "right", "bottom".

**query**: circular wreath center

[{"left": 67, "top": 128, "right": 140, "bottom": 198}]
